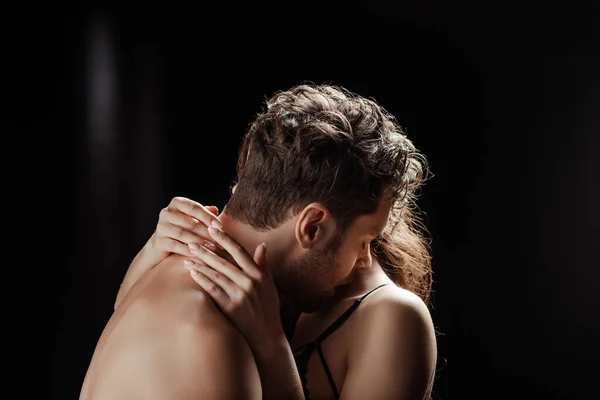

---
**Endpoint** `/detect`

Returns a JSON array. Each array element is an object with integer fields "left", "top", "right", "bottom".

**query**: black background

[{"left": 16, "top": 1, "right": 599, "bottom": 398}]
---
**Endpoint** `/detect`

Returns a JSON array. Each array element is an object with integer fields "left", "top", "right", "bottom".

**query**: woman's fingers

[
  {"left": 156, "top": 200, "right": 224, "bottom": 252},
  {"left": 157, "top": 222, "right": 206, "bottom": 246},
  {"left": 186, "top": 262, "right": 232, "bottom": 309},
  {"left": 187, "top": 243, "right": 254, "bottom": 292},
  {"left": 205, "top": 226, "right": 261, "bottom": 278},
  {"left": 167, "top": 197, "right": 222, "bottom": 229},
  {"left": 152, "top": 235, "right": 191, "bottom": 256}
]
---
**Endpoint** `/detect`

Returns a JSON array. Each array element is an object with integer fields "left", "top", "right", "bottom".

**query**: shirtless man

[{"left": 80, "top": 84, "right": 437, "bottom": 399}]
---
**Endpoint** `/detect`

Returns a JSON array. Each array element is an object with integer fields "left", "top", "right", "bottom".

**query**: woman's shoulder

[{"left": 353, "top": 284, "right": 434, "bottom": 333}]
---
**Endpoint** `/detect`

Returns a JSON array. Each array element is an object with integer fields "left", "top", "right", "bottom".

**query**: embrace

[{"left": 80, "top": 84, "right": 437, "bottom": 400}]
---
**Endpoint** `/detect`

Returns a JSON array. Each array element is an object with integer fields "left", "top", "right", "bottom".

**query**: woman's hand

[
  {"left": 148, "top": 196, "right": 224, "bottom": 261},
  {"left": 115, "top": 197, "right": 223, "bottom": 310},
  {"left": 185, "top": 227, "right": 306, "bottom": 399},
  {"left": 185, "top": 226, "right": 286, "bottom": 357}
]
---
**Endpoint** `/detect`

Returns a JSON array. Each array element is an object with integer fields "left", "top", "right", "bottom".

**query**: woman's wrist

[
  {"left": 253, "top": 332, "right": 305, "bottom": 400},
  {"left": 254, "top": 329, "right": 290, "bottom": 362}
]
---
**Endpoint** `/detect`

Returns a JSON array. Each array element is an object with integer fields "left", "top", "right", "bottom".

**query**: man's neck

[
  {"left": 218, "top": 212, "right": 299, "bottom": 277},
  {"left": 218, "top": 212, "right": 393, "bottom": 312},
  {"left": 218, "top": 213, "right": 266, "bottom": 257}
]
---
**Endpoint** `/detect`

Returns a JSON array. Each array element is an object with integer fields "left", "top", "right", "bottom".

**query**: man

[{"left": 80, "top": 84, "right": 437, "bottom": 399}]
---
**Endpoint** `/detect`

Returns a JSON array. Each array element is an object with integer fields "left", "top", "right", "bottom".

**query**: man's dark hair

[{"left": 225, "top": 84, "right": 432, "bottom": 303}]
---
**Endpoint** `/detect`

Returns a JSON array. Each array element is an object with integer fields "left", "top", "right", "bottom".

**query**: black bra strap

[
  {"left": 316, "top": 342, "right": 340, "bottom": 398},
  {"left": 315, "top": 283, "right": 391, "bottom": 343},
  {"left": 358, "top": 283, "right": 393, "bottom": 302}
]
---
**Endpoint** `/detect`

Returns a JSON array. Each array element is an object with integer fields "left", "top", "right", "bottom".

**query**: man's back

[{"left": 80, "top": 254, "right": 261, "bottom": 399}]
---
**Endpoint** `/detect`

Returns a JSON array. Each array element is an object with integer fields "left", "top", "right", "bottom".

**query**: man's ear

[{"left": 294, "top": 203, "right": 336, "bottom": 249}]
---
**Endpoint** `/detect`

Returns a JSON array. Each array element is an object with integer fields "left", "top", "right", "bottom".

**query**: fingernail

[
  {"left": 204, "top": 242, "right": 216, "bottom": 250},
  {"left": 189, "top": 242, "right": 200, "bottom": 251},
  {"left": 207, "top": 226, "right": 220, "bottom": 235},
  {"left": 184, "top": 259, "right": 194, "bottom": 268},
  {"left": 211, "top": 219, "right": 222, "bottom": 229}
]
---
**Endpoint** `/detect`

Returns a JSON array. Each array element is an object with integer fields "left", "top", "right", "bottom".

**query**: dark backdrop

[{"left": 22, "top": 1, "right": 599, "bottom": 398}]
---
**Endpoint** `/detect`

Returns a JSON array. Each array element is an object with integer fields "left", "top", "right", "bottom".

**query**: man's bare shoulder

[
  {"left": 132, "top": 254, "right": 225, "bottom": 322},
  {"left": 81, "top": 255, "right": 261, "bottom": 400},
  {"left": 135, "top": 255, "right": 261, "bottom": 398},
  {"left": 101, "top": 252, "right": 243, "bottom": 366}
]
